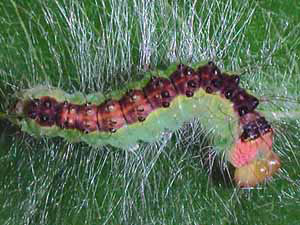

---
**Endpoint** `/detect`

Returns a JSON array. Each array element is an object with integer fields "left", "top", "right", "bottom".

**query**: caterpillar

[{"left": 8, "top": 61, "right": 280, "bottom": 187}]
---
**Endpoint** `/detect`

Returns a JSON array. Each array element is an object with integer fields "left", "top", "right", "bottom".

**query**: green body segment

[{"left": 13, "top": 63, "right": 239, "bottom": 152}]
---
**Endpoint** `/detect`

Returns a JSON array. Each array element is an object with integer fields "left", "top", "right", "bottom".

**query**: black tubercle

[
  {"left": 187, "top": 80, "right": 197, "bottom": 88},
  {"left": 205, "top": 87, "right": 213, "bottom": 94},
  {"left": 231, "top": 89, "right": 259, "bottom": 116},
  {"left": 162, "top": 102, "right": 170, "bottom": 107},
  {"left": 186, "top": 90, "right": 194, "bottom": 97},
  {"left": 28, "top": 111, "right": 37, "bottom": 119},
  {"left": 250, "top": 98, "right": 259, "bottom": 110},
  {"left": 33, "top": 99, "right": 40, "bottom": 106},
  {"left": 208, "top": 61, "right": 215, "bottom": 66},
  {"left": 161, "top": 90, "right": 170, "bottom": 98},
  {"left": 232, "top": 75, "right": 240, "bottom": 85},
  {"left": 238, "top": 106, "right": 248, "bottom": 117},
  {"left": 208, "top": 61, "right": 221, "bottom": 76},
  {"left": 40, "top": 114, "right": 49, "bottom": 122},
  {"left": 109, "top": 128, "right": 116, "bottom": 133},
  {"left": 224, "top": 89, "right": 234, "bottom": 99},
  {"left": 177, "top": 64, "right": 195, "bottom": 75},
  {"left": 138, "top": 116, "right": 145, "bottom": 122},
  {"left": 240, "top": 125, "right": 259, "bottom": 141},
  {"left": 177, "top": 63, "right": 185, "bottom": 71},
  {"left": 256, "top": 117, "right": 271, "bottom": 134},
  {"left": 44, "top": 100, "right": 52, "bottom": 109},
  {"left": 240, "top": 116, "right": 272, "bottom": 142}
]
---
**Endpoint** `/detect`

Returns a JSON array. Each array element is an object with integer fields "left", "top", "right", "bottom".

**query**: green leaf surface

[{"left": 0, "top": 0, "right": 300, "bottom": 224}]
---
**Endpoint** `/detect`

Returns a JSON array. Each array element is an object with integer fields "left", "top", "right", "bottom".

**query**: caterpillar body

[{"left": 10, "top": 62, "right": 280, "bottom": 187}]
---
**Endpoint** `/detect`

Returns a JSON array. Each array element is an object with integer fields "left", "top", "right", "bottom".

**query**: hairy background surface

[{"left": 0, "top": 0, "right": 300, "bottom": 224}]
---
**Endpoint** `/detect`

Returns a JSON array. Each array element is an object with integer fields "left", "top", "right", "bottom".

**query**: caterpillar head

[
  {"left": 234, "top": 150, "right": 280, "bottom": 187},
  {"left": 229, "top": 114, "right": 281, "bottom": 187}
]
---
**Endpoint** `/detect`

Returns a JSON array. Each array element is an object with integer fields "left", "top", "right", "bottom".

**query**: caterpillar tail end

[{"left": 230, "top": 132, "right": 281, "bottom": 187}]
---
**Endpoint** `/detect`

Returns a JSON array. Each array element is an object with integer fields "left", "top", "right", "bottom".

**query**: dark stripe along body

[{"left": 24, "top": 62, "right": 267, "bottom": 142}]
